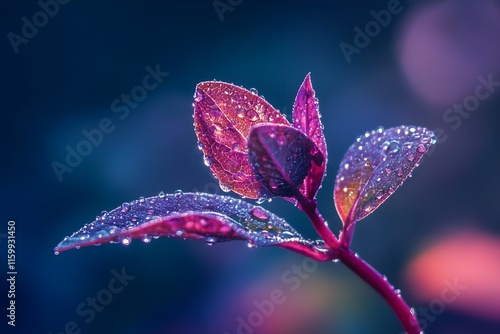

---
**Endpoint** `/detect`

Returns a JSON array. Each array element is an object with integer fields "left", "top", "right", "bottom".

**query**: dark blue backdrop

[{"left": 2, "top": 0, "right": 500, "bottom": 333}]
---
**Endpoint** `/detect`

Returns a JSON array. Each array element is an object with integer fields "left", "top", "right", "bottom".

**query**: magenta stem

[
  {"left": 338, "top": 248, "right": 421, "bottom": 334},
  {"left": 293, "top": 192, "right": 340, "bottom": 248},
  {"left": 292, "top": 192, "right": 421, "bottom": 333}
]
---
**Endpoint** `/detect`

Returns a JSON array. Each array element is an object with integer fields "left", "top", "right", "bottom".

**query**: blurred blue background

[{"left": 2, "top": 0, "right": 500, "bottom": 333}]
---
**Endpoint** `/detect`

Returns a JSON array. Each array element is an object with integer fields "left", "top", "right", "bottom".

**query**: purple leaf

[
  {"left": 334, "top": 126, "right": 436, "bottom": 226},
  {"left": 54, "top": 192, "right": 306, "bottom": 253},
  {"left": 193, "top": 81, "right": 289, "bottom": 199},
  {"left": 293, "top": 73, "right": 327, "bottom": 200},
  {"left": 248, "top": 124, "right": 318, "bottom": 198}
]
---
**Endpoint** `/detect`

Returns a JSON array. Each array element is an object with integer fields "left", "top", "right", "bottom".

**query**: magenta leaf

[
  {"left": 193, "top": 81, "right": 289, "bottom": 199},
  {"left": 292, "top": 73, "right": 327, "bottom": 200},
  {"left": 248, "top": 124, "right": 319, "bottom": 198},
  {"left": 334, "top": 126, "right": 436, "bottom": 226},
  {"left": 54, "top": 192, "right": 306, "bottom": 253}
]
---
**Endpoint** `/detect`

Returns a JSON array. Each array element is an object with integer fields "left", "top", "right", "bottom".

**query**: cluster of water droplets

[
  {"left": 54, "top": 192, "right": 306, "bottom": 254},
  {"left": 334, "top": 126, "right": 436, "bottom": 221}
]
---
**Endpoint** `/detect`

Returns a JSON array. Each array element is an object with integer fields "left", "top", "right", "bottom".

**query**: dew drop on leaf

[
  {"left": 219, "top": 182, "right": 233, "bottom": 193},
  {"left": 203, "top": 155, "right": 213, "bottom": 167},
  {"left": 334, "top": 125, "right": 436, "bottom": 226},
  {"left": 249, "top": 207, "right": 270, "bottom": 221},
  {"left": 194, "top": 91, "right": 203, "bottom": 102},
  {"left": 121, "top": 237, "right": 131, "bottom": 246}
]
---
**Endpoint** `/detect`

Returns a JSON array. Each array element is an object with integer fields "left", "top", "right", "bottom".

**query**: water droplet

[
  {"left": 256, "top": 197, "right": 266, "bottom": 204},
  {"left": 142, "top": 236, "right": 152, "bottom": 243},
  {"left": 194, "top": 91, "right": 203, "bottom": 102},
  {"left": 375, "top": 190, "right": 384, "bottom": 199},
  {"left": 197, "top": 142, "right": 205, "bottom": 150},
  {"left": 174, "top": 190, "right": 184, "bottom": 198},
  {"left": 249, "top": 88, "right": 258, "bottom": 95},
  {"left": 236, "top": 108, "right": 245, "bottom": 118},
  {"left": 247, "top": 242, "right": 256, "bottom": 249},
  {"left": 139, "top": 196, "right": 145, "bottom": 203},
  {"left": 76, "top": 246, "right": 81, "bottom": 250},
  {"left": 344, "top": 163, "right": 349, "bottom": 170},
  {"left": 203, "top": 155, "right": 213, "bottom": 167},
  {"left": 205, "top": 236, "right": 217, "bottom": 246},
  {"left": 219, "top": 182, "right": 232, "bottom": 192},
  {"left": 54, "top": 251, "right": 60, "bottom": 255},
  {"left": 343, "top": 187, "right": 348, "bottom": 193},
  {"left": 246, "top": 110, "right": 259, "bottom": 121},
  {"left": 250, "top": 207, "right": 270, "bottom": 221},
  {"left": 420, "top": 136, "right": 430, "bottom": 144},
  {"left": 100, "top": 211, "right": 108, "bottom": 219},
  {"left": 97, "top": 231, "right": 109, "bottom": 239},
  {"left": 121, "top": 237, "right": 131, "bottom": 246},
  {"left": 176, "top": 230, "right": 183, "bottom": 237},
  {"left": 158, "top": 191, "right": 166, "bottom": 198},
  {"left": 376, "top": 126, "right": 384, "bottom": 133},
  {"left": 385, "top": 140, "right": 400, "bottom": 155},
  {"left": 417, "top": 144, "right": 427, "bottom": 153}
]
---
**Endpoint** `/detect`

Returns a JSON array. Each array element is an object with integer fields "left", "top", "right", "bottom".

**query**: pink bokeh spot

[
  {"left": 397, "top": 0, "right": 500, "bottom": 106},
  {"left": 405, "top": 228, "right": 500, "bottom": 320}
]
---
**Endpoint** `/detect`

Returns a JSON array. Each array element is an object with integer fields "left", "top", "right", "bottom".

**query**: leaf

[
  {"left": 334, "top": 125, "right": 436, "bottom": 226},
  {"left": 193, "top": 81, "right": 289, "bottom": 199},
  {"left": 248, "top": 124, "right": 318, "bottom": 198},
  {"left": 292, "top": 73, "right": 327, "bottom": 200},
  {"left": 54, "top": 192, "right": 306, "bottom": 253}
]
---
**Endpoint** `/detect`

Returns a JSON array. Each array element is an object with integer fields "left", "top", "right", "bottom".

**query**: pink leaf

[
  {"left": 248, "top": 124, "right": 319, "bottom": 198},
  {"left": 54, "top": 192, "right": 306, "bottom": 253},
  {"left": 193, "top": 81, "right": 289, "bottom": 199},
  {"left": 334, "top": 126, "right": 436, "bottom": 227},
  {"left": 292, "top": 73, "right": 327, "bottom": 200}
]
